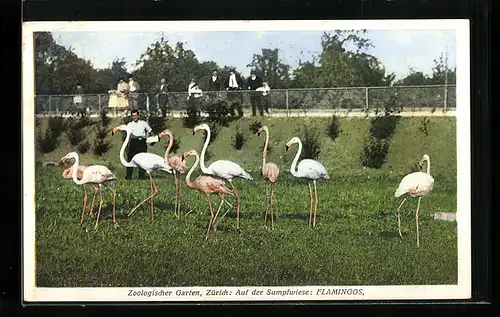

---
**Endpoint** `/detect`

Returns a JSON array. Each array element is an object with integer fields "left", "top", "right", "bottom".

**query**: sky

[{"left": 51, "top": 29, "right": 457, "bottom": 80}]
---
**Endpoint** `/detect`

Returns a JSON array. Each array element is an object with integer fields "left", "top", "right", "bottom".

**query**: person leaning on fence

[
  {"left": 128, "top": 74, "right": 141, "bottom": 109},
  {"left": 73, "top": 82, "right": 86, "bottom": 116},
  {"left": 224, "top": 69, "right": 244, "bottom": 117},
  {"left": 157, "top": 78, "right": 169, "bottom": 118},
  {"left": 116, "top": 77, "right": 130, "bottom": 115},
  {"left": 125, "top": 109, "right": 152, "bottom": 180},
  {"left": 187, "top": 79, "right": 203, "bottom": 116},
  {"left": 247, "top": 70, "right": 264, "bottom": 116},
  {"left": 256, "top": 81, "right": 271, "bottom": 114}
]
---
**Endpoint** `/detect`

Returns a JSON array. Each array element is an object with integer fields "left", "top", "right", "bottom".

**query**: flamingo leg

[
  {"left": 397, "top": 196, "right": 408, "bottom": 239},
  {"left": 128, "top": 174, "right": 157, "bottom": 218},
  {"left": 106, "top": 183, "right": 118, "bottom": 228},
  {"left": 313, "top": 180, "right": 318, "bottom": 228},
  {"left": 150, "top": 176, "right": 154, "bottom": 216},
  {"left": 228, "top": 180, "right": 241, "bottom": 229},
  {"left": 177, "top": 173, "right": 182, "bottom": 218},
  {"left": 270, "top": 182, "right": 276, "bottom": 230},
  {"left": 213, "top": 195, "right": 234, "bottom": 232},
  {"left": 151, "top": 180, "right": 158, "bottom": 221},
  {"left": 308, "top": 182, "right": 313, "bottom": 227},
  {"left": 94, "top": 184, "right": 103, "bottom": 231},
  {"left": 173, "top": 171, "right": 179, "bottom": 217},
  {"left": 416, "top": 197, "right": 422, "bottom": 247},
  {"left": 212, "top": 194, "right": 225, "bottom": 228},
  {"left": 264, "top": 182, "right": 269, "bottom": 227},
  {"left": 89, "top": 185, "right": 98, "bottom": 217},
  {"left": 81, "top": 184, "right": 88, "bottom": 224},
  {"left": 205, "top": 195, "right": 214, "bottom": 240}
]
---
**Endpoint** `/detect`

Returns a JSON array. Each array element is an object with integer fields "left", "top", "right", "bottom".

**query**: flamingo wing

[
  {"left": 132, "top": 152, "right": 172, "bottom": 173},
  {"left": 395, "top": 172, "right": 434, "bottom": 197},
  {"left": 297, "top": 159, "right": 329, "bottom": 180},
  {"left": 208, "top": 160, "right": 253, "bottom": 180},
  {"left": 81, "top": 165, "right": 116, "bottom": 184}
]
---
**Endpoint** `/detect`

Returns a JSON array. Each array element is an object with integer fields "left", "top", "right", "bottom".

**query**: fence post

[
  {"left": 98, "top": 94, "right": 102, "bottom": 115},
  {"left": 48, "top": 95, "right": 52, "bottom": 115},
  {"left": 443, "top": 85, "right": 448, "bottom": 113},
  {"left": 146, "top": 95, "right": 150, "bottom": 117},
  {"left": 285, "top": 89, "right": 289, "bottom": 117},
  {"left": 365, "top": 87, "right": 369, "bottom": 112}
]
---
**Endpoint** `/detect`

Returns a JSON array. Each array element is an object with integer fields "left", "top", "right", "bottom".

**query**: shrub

[
  {"left": 92, "top": 125, "right": 111, "bottom": 156},
  {"left": 202, "top": 98, "right": 233, "bottom": 126},
  {"left": 36, "top": 127, "right": 59, "bottom": 153},
  {"left": 100, "top": 109, "right": 111, "bottom": 127},
  {"left": 233, "top": 127, "right": 245, "bottom": 150},
  {"left": 148, "top": 116, "right": 167, "bottom": 135},
  {"left": 360, "top": 137, "right": 389, "bottom": 169},
  {"left": 298, "top": 124, "right": 321, "bottom": 161},
  {"left": 326, "top": 115, "right": 342, "bottom": 142},
  {"left": 369, "top": 115, "right": 399, "bottom": 139},
  {"left": 249, "top": 120, "right": 262, "bottom": 134},
  {"left": 66, "top": 127, "right": 86, "bottom": 146},
  {"left": 183, "top": 100, "right": 202, "bottom": 129},
  {"left": 47, "top": 116, "right": 66, "bottom": 138},
  {"left": 77, "top": 140, "right": 91, "bottom": 154},
  {"left": 418, "top": 117, "right": 430, "bottom": 136}
]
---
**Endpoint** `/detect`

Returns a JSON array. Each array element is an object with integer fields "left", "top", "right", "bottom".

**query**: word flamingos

[
  {"left": 112, "top": 125, "right": 172, "bottom": 220},
  {"left": 182, "top": 149, "right": 234, "bottom": 240},
  {"left": 193, "top": 123, "right": 253, "bottom": 229},
  {"left": 394, "top": 154, "right": 435, "bottom": 247},
  {"left": 158, "top": 128, "right": 186, "bottom": 218},
  {"left": 60, "top": 152, "right": 117, "bottom": 230},
  {"left": 257, "top": 126, "right": 280, "bottom": 229},
  {"left": 285, "top": 137, "right": 329, "bottom": 227}
]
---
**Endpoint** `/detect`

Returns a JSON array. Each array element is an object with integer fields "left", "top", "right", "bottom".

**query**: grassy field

[{"left": 33, "top": 116, "right": 458, "bottom": 287}]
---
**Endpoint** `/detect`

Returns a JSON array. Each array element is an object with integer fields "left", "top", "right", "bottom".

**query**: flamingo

[
  {"left": 193, "top": 123, "right": 253, "bottom": 229},
  {"left": 112, "top": 125, "right": 172, "bottom": 220},
  {"left": 60, "top": 152, "right": 117, "bottom": 230},
  {"left": 182, "top": 149, "right": 234, "bottom": 240},
  {"left": 257, "top": 126, "right": 280, "bottom": 229},
  {"left": 61, "top": 164, "right": 99, "bottom": 219},
  {"left": 394, "top": 154, "right": 435, "bottom": 247},
  {"left": 158, "top": 128, "right": 186, "bottom": 218},
  {"left": 285, "top": 137, "right": 329, "bottom": 227}
]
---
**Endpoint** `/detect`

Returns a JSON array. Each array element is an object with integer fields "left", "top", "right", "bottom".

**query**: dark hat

[
  {"left": 128, "top": 74, "right": 134, "bottom": 79},
  {"left": 250, "top": 69, "right": 256, "bottom": 74}
]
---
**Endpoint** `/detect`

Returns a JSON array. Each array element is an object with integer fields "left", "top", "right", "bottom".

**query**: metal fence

[{"left": 34, "top": 85, "right": 456, "bottom": 117}]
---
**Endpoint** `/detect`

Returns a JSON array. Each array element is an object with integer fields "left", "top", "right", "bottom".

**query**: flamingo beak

[
  {"left": 285, "top": 145, "right": 289, "bottom": 151},
  {"left": 192, "top": 129, "right": 196, "bottom": 135},
  {"left": 257, "top": 131, "right": 261, "bottom": 137}
]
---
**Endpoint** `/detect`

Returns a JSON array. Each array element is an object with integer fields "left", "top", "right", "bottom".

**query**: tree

[
  {"left": 246, "top": 48, "right": 291, "bottom": 88},
  {"left": 394, "top": 68, "right": 433, "bottom": 86},
  {"left": 430, "top": 52, "right": 456, "bottom": 85}
]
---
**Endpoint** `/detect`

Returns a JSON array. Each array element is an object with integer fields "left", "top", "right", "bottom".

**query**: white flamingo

[
  {"left": 60, "top": 152, "right": 117, "bottom": 230},
  {"left": 193, "top": 123, "right": 253, "bottom": 229},
  {"left": 286, "top": 137, "right": 329, "bottom": 227},
  {"left": 112, "top": 125, "right": 172, "bottom": 220},
  {"left": 394, "top": 154, "right": 434, "bottom": 247}
]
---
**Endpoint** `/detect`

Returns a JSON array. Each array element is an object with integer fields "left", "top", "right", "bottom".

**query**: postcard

[{"left": 22, "top": 19, "right": 470, "bottom": 302}]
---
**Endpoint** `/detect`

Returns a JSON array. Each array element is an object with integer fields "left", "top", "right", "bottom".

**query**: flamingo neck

[
  {"left": 199, "top": 127, "right": 210, "bottom": 173},
  {"left": 262, "top": 128, "right": 269, "bottom": 169},
  {"left": 164, "top": 131, "right": 174, "bottom": 160},
  {"left": 185, "top": 153, "right": 199, "bottom": 189},
  {"left": 71, "top": 155, "right": 83, "bottom": 185},
  {"left": 290, "top": 140, "right": 302, "bottom": 177},
  {"left": 425, "top": 157, "right": 431, "bottom": 174},
  {"left": 119, "top": 128, "right": 135, "bottom": 167}
]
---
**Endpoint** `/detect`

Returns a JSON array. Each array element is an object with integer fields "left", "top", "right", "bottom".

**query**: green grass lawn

[{"left": 33, "top": 116, "right": 458, "bottom": 287}]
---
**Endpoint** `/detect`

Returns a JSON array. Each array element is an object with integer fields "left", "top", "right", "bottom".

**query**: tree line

[{"left": 35, "top": 30, "right": 456, "bottom": 95}]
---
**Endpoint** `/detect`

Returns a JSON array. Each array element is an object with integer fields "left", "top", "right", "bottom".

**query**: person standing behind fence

[
  {"left": 224, "top": 69, "right": 244, "bottom": 117},
  {"left": 157, "top": 78, "right": 169, "bottom": 118},
  {"left": 73, "top": 82, "right": 86, "bottom": 116},
  {"left": 207, "top": 69, "right": 222, "bottom": 101},
  {"left": 117, "top": 77, "right": 130, "bottom": 114},
  {"left": 256, "top": 81, "right": 271, "bottom": 114},
  {"left": 247, "top": 70, "right": 264, "bottom": 116},
  {"left": 128, "top": 74, "right": 141, "bottom": 109},
  {"left": 125, "top": 109, "right": 152, "bottom": 180}
]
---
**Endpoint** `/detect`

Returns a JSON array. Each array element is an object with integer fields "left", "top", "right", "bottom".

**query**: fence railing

[{"left": 34, "top": 85, "right": 456, "bottom": 117}]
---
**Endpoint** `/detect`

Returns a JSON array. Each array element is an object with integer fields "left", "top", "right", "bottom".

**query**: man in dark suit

[
  {"left": 247, "top": 70, "right": 264, "bottom": 116},
  {"left": 224, "top": 69, "right": 245, "bottom": 117},
  {"left": 207, "top": 69, "right": 221, "bottom": 105},
  {"left": 156, "top": 78, "right": 169, "bottom": 117}
]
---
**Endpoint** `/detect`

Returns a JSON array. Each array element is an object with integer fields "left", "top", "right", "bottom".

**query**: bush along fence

[{"left": 34, "top": 85, "right": 456, "bottom": 117}]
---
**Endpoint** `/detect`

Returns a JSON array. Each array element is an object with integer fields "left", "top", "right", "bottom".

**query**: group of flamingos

[{"left": 60, "top": 122, "right": 434, "bottom": 246}]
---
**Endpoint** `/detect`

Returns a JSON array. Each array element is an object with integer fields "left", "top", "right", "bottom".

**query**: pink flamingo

[
  {"left": 257, "top": 126, "right": 280, "bottom": 229},
  {"left": 182, "top": 149, "right": 234, "bottom": 240},
  {"left": 394, "top": 154, "right": 434, "bottom": 247},
  {"left": 60, "top": 152, "right": 118, "bottom": 230},
  {"left": 158, "top": 128, "right": 187, "bottom": 218},
  {"left": 61, "top": 164, "right": 99, "bottom": 220}
]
